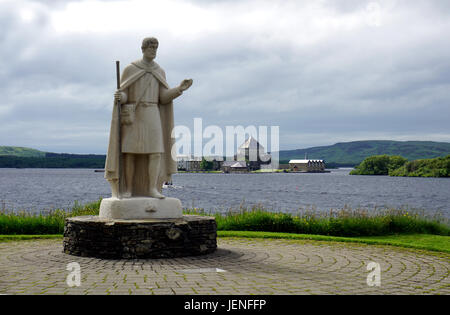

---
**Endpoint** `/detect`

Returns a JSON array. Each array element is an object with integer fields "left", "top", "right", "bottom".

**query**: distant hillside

[
  {"left": 0, "top": 146, "right": 46, "bottom": 158},
  {"left": 3, "top": 141, "right": 450, "bottom": 169},
  {"left": 279, "top": 141, "right": 450, "bottom": 166},
  {"left": 0, "top": 146, "right": 105, "bottom": 168}
]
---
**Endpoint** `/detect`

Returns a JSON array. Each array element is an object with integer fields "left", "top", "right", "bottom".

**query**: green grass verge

[
  {"left": 218, "top": 231, "right": 450, "bottom": 253},
  {"left": 1, "top": 232, "right": 448, "bottom": 254},
  {"left": 0, "top": 234, "right": 63, "bottom": 242}
]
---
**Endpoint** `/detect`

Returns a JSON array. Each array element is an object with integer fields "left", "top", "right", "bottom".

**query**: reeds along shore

[{"left": 1, "top": 200, "right": 449, "bottom": 237}]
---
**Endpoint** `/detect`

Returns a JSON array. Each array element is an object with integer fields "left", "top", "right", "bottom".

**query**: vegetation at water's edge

[
  {"left": 390, "top": 155, "right": 450, "bottom": 177},
  {"left": 0, "top": 146, "right": 46, "bottom": 158},
  {"left": 1, "top": 200, "right": 448, "bottom": 237},
  {"left": 0, "top": 200, "right": 102, "bottom": 234},
  {"left": 199, "top": 207, "right": 450, "bottom": 237},
  {"left": 3, "top": 140, "right": 450, "bottom": 168},
  {"left": 350, "top": 155, "right": 408, "bottom": 175},
  {"left": 350, "top": 154, "right": 450, "bottom": 177},
  {"left": 0, "top": 154, "right": 106, "bottom": 168}
]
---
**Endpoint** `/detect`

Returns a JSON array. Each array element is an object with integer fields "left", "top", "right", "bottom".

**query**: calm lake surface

[{"left": 0, "top": 168, "right": 449, "bottom": 218}]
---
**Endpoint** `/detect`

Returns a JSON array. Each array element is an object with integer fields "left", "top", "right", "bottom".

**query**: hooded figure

[{"left": 104, "top": 37, "right": 192, "bottom": 199}]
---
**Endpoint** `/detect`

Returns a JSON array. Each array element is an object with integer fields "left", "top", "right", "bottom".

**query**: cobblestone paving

[{"left": 0, "top": 238, "right": 449, "bottom": 295}]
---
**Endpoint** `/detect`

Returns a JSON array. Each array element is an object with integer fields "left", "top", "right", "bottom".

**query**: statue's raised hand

[{"left": 179, "top": 79, "right": 193, "bottom": 92}]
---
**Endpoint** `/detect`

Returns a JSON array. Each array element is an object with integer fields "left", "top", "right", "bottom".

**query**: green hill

[
  {"left": 3, "top": 141, "right": 450, "bottom": 169},
  {"left": 279, "top": 140, "right": 450, "bottom": 166},
  {"left": 0, "top": 146, "right": 105, "bottom": 168},
  {"left": 0, "top": 146, "right": 46, "bottom": 158}
]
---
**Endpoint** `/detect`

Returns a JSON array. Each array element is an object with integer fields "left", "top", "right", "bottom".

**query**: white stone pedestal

[{"left": 99, "top": 197, "right": 182, "bottom": 220}]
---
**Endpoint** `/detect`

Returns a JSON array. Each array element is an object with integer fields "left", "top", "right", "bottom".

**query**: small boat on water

[
  {"left": 162, "top": 181, "right": 173, "bottom": 188},
  {"left": 94, "top": 169, "right": 105, "bottom": 172}
]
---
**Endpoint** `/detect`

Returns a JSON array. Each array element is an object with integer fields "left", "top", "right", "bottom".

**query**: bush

[
  {"left": 390, "top": 155, "right": 450, "bottom": 177},
  {"left": 2, "top": 201, "right": 449, "bottom": 237},
  {"left": 195, "top": 206, "right": 450, "bottom": 237},
  {"left": 0, "top": 199, "right": 100, "bottom": 235},
  {"left": 350, "top": 155, "right": 408, "bottom": 176}
]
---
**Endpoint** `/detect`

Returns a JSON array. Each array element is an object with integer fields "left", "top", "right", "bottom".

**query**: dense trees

[
  {"left": 0, "top": 155, "right": 106, "bottom": 168},
  {"left": 351, "top": 155, "right": 450, "bottom": 177},
  {"left": 390, "top": 155, "right": 450, "bottom": 177},
  {"left": 350, "top": 155, "right": 408, "bottom": 175},
  {"left": 199, "top": 157, "right": 213, "bottom": 171}
]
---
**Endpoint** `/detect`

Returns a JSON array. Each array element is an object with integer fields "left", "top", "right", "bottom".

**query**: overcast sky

[{"left": 0, "top": 0, "right": 449, "bottom": 154}]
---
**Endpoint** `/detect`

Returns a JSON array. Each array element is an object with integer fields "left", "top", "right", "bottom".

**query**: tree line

[
  {"left": 0, "top": 154, "right": 106, "bottom": 168},
  {"left": 350, "top": 155, "right": 450, "bottom": 177}
]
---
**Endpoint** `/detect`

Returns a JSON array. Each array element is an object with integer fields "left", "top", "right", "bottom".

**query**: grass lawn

[
  {"left": 1, "top": 232, "right": 448, "bottom": 254},
  {"left": 217, "top": 231, "right": 450, "bottom": 253},
  {"left": 0, "top": 234, "right": 63, "bottom": 242}
]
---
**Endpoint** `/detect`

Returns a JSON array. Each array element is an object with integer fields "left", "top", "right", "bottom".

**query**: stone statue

[
  {"left": 99, "top": 37, "right": 192, "bottom": 219},
  {"left": 65, "top": 38, "right": 216, "bottom": 258}
]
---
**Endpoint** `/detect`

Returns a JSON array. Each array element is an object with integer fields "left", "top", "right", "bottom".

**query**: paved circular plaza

[{"left": 0, "top": 238, "right": 448, "bottom": 295}]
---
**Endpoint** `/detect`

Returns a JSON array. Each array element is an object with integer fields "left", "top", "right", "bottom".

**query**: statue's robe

[{"left": 104, "top": 59, "right": 180, "bottom": 196}]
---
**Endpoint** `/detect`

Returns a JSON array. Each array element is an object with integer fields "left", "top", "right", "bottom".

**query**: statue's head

[{"left": 141, "top": 37, "right": 159, "bottom": 61}]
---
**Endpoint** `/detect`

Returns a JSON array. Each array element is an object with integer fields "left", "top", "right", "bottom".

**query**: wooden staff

[{"left": 116, "top": 61, "right": 123, "bottom": 198}]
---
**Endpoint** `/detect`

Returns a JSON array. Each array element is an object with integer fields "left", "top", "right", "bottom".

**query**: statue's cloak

[{"left": 104, "top": 60, "right": 177, "bottom": 194}]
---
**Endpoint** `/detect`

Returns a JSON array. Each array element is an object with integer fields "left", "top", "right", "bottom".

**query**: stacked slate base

[{"left": 63, "top": 215, "right": 217, "bottom": 259}]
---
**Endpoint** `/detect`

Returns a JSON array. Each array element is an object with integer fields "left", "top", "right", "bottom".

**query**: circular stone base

[{"left": 63, "top": 215, "right": 217, "bottom": 259}]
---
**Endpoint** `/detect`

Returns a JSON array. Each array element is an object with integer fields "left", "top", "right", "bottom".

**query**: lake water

[{"left": 0, "top": 168, "right": 449, "bottom": 218}]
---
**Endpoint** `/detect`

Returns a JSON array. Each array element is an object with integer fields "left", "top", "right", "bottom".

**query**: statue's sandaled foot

[
  {"left": 122, "top": 191, "right": 132, "bottom": 198},
  {"left": 149, "top": 189, "right": 165, "bottom": 199}
]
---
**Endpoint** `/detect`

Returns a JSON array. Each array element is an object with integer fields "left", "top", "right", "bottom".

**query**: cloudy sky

[{"left": 1, "top": 0, "right": 449, "bottom": 154}]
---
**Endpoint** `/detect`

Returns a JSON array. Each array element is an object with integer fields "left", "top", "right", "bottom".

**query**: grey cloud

[{"left": 1, "top": 0, "right": 450, "bottom": 153}]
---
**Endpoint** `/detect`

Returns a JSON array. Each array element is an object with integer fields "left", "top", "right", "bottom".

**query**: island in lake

[
  {"left": 350, "top": 154, "right": 450, "bottom": 177},
  {"left": 1, "top": 140, "right": 450, "bottom": 176}
]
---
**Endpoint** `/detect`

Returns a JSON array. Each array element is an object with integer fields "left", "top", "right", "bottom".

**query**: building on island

[
  {"left": 177, "top": 155, "right": 202, "bottom": 171},
  {"left": 178, "top": 137, "right": 273, "bottom": 172},
  {"left": 289, "top": 159, "right": 326, "bottom": 172},
  {"left": 222, "top": 161, "right": 248, "bottom": 173},
  {"left": 177, "top": 155, "right": 223, "bottom": 171},
  {"left": 211, "top": 159, "right": 222, "bottom": 171},
  {"left": 235, "top": 136, "right": 272, "bottom": 171}
]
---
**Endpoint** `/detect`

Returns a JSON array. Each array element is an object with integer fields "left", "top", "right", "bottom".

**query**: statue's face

[{"left": 143, "top": 42, "right": 158, "bottom": 60}]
